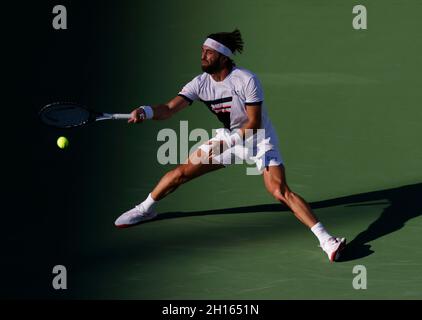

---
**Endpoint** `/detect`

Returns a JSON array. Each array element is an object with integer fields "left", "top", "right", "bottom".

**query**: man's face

[{"left": 201, "top": 45, "right": 224, "bottom": 74}]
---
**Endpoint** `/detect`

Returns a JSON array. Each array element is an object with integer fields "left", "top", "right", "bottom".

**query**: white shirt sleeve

[
  {"left": 245, "top": 75, "right": 264, "bottom": 105},
  {"left": 178, "top": 76, "right": 200, "bottom": 105}
]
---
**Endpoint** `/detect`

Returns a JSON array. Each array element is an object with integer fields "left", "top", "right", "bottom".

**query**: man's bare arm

[
  {"left": 238, "top": 103, "right": 262, "bottom": 135},
  {"left": 128, "top": 96, "right": 190, "bottom": 123}
]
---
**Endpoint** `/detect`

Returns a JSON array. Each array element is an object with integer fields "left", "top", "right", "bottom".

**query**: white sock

[
  {"left": 311, "top": 222, "right": 332, "bottom": 245},
  {"left": 140, "top": 193, "right": 156, "bottom": 212}
]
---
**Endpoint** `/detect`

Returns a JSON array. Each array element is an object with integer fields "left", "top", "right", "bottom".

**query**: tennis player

[{"left": 114, "top": 29, "right": 346, "bottom": 262}]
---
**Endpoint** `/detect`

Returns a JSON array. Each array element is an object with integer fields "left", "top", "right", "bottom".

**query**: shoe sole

[
  {"left": 115, "top": 213, "right": 157, "bottom": 228},
  {"left": 330, "top": 239, "right": 347, "bottom": 262}
]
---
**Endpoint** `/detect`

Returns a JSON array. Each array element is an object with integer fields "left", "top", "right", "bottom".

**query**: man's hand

[
  {"left": 127, "top": 96, "right": 190, "bottom": 123},
  {"left": 128, "top": 108, "right": 146, "bottom": 123}
]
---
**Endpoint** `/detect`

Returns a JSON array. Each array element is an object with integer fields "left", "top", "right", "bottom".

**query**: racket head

[{"left": 39, "top": 102, "right": 99, "bottom": 128}]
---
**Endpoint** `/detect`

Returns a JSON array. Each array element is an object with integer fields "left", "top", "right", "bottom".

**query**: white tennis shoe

[
  {"left": 114, "top": 205, "right": 157, "bottom": 228},
  {"left": 320, "top": 237, "right": 346, "bottom": 262}
]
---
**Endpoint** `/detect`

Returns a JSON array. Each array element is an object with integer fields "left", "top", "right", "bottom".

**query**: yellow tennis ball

[{"left": 57, "top": 136, "right": 69, "bottom": 149}]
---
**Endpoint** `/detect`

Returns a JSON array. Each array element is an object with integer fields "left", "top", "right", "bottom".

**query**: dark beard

[{"left": 201, "top": 59, "right": 223, "bottom": 74}]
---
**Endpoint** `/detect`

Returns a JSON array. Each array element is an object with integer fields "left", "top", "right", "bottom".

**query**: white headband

[{"left": 203, "top": 38, "right": 234, "bottom": 58}]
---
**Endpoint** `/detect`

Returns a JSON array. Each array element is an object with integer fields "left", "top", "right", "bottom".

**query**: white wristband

[{"left": 139, "top": 105, "right": 154, "bottom": 119}]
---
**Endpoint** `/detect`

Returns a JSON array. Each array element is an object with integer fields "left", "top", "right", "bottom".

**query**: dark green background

[{"left": 3, "top": 0, "right": 422, "bottom": 299}]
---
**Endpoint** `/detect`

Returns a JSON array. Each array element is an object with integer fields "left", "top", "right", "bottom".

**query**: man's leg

[
  {"left": 262, "top": 164, "right": 318, "bottom": 228},
  {"left": 262, "top": 164, "right": 346, "bottom": 261},
  {"left": 115, "top": 148, "right": 224, "bottom": 227},
  {"left": 151, "top": 148, "right": 225, "bottom": 200}
]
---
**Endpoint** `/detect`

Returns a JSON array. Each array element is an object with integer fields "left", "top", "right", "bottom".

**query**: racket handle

[{"left": 111, "top": 113, "right": 132, "bottom": 120}]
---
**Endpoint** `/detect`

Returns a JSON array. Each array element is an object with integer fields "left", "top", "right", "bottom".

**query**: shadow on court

[{"left": 153, "top": 183, "right": 422, "bottom": 262}]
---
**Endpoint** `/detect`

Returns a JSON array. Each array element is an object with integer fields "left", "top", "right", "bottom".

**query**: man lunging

[{"left": 114, "top": 29, "right": 346, "bottom": 262}]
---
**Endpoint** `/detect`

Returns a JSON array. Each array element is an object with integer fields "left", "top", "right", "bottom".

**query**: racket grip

[{"left": 111, "top": 114, "right": 132, "bottom": 120}]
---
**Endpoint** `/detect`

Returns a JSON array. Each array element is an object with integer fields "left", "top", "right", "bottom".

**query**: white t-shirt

[{"left": 178, "top": 66, "right": 278, "bottom": 142}]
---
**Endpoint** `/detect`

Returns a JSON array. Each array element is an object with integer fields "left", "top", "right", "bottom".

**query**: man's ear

[{"left": 220, "top": 54, "right": 229, "bottom": 66}]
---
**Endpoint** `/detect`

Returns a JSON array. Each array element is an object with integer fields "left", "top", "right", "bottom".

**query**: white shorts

[{"left": 198, "top": 128, "right": 283, "bottom": 173}]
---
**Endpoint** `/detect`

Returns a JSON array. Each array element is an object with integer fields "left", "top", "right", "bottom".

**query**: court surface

[{"left": 4, "top": 0, "right": 422, "bottom": 299}]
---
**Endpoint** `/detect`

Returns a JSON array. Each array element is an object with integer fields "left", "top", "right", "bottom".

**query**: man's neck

[{"left": 210, "top": 66, "right": 233, "bottom": 82}]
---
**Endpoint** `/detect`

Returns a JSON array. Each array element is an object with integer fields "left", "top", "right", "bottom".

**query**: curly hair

[{"left": 207, "top": 29, "right": 244, "bottom": 55}]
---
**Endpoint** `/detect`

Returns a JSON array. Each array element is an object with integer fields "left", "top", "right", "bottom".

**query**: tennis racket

[{"left": 39, "top": 102, "right": 133, "bottom": 128}]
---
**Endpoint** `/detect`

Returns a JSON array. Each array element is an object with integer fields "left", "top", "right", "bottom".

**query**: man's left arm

[
  {"left": 240, "top": 104, "right": 262, "bottom": 134},
  {"left": 228, "top": 104, "right": 262, "bottom": 146},
  {"left": 232, "top": 74, "right": 264, "bottom": 143},
  {"left": 209, "top": 104, "right": 262, "bottom": 155}
]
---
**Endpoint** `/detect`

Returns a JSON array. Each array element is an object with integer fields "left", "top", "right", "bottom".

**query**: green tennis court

[{"left": 4, "top": 0, "right": 422, "bottom": 299}]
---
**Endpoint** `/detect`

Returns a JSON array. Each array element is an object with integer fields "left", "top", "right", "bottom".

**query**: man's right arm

[{"left": 128, "top": 96, "right": 190, "bottom": 123}]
